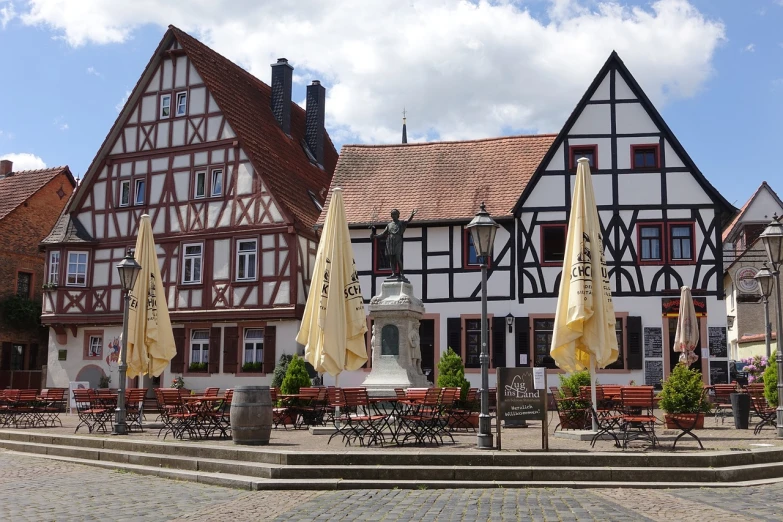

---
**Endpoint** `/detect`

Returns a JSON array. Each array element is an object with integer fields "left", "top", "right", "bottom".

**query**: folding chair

[
  {"left": 619, "top": 386, "right": 658, "bottom": 449},
  {"left": 749, "top": 388, "right": 776, "bottom": 435},
  {"left": 73, "top": 389, "right": 111, "bottom": 433},
  {"left": 338, "top": 388, "right": 387, "bottom": 447},
  {"left": 125, "top": 388, "right": 147, "bottom": 431},
  {"left": 40, "top": 388, "right": 67, "bottom": 427},
  {"left": 711, "top": 384, "right": 736, "bottom": 425},
  {"left": 204, "top": 387, "right": 220, "bottom": 397},
  {"left": 589, "top": 387, "right": 622, "bottom": 448}
]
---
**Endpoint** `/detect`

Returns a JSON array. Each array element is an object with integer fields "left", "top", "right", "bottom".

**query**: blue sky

[{"left": 0, "top": 0, "right": 781, "bottom": 209}]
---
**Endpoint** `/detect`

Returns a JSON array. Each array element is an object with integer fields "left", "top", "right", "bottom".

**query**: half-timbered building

[
  {"left": 41, "top": 26, "right": 336, "bottom": 390},
  {"left": 324, "top": 52, "right": 735, "bottom": 388}
]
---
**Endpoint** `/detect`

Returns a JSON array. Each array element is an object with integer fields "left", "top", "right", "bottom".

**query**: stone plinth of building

[{"left": 362, "top": 279, "right": 429, "bottom": 396}]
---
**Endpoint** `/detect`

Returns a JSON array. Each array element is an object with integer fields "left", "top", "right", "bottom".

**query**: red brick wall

[{"left": 0, "top": 172, "right": 74, "bottom": 347}]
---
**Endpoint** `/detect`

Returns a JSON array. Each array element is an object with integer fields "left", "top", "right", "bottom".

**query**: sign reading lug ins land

[{"left": 496, "top": 367, "right": 548, "bottom": 451}]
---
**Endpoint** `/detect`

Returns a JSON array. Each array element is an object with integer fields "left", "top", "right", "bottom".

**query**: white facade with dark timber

[
  {"left": 40, "top": 26, "right": 335, "bottom": 391},
  {"left": 324, "top": 52, "right": 735, "bottom": 389}
]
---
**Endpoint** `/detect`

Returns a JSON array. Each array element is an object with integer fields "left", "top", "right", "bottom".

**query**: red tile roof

[
  {"left": 739, "top": 332, "right": 777, "bottom": 344},
  {"left": 170, "top": 27, "right": 337, "bottom": 230},
  {"left": 319, "top": 134, "right": 556, "bottom": 225},
  {"left": 0, "top": 166, "right": 74, "bottom": 221}
]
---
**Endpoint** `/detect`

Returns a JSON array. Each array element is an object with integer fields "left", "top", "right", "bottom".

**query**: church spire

[{"left": 402, "top": 107, "right": 407, "bottom": 144}]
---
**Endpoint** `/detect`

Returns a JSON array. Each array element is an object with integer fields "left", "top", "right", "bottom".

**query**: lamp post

[
  {"left": 759, "top": 214, "right": 783, "bottom": 438},
  {"left": 113, "top": 249, "right": 142, "bottom": 435},
  {"left": 755, "top": 264, "right": 775, "bottom": 359},
  {"left": 467, "top": 202, "right": 499, "bottom": 450}
]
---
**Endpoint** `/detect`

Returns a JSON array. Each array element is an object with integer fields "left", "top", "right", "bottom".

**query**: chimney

[
  {"left": 270, "top": 58, "right": 293, "bottom": 135},
  {"left": 0, "top": 160, "right": 12, "bottom": 177},
  {"left": 305, "top": 80, "right": 326, "bottom": 165}
]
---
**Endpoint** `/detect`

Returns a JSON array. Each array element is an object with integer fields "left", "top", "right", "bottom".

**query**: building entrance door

[{"left": 419, "top": 319, "right": 435, "bottom": 384}]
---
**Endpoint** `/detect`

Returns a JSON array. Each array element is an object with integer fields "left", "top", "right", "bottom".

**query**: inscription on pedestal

[{"left": 381, "top": 324, "right": 399, "bottom": 355}]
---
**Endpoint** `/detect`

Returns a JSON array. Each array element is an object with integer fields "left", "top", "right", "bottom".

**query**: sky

[{"left": 0, "top": 0, "right": 781, "bottom": 209}]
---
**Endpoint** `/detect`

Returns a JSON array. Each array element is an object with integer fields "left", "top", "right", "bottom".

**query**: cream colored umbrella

[
  {"left": 297, "top": 188, "right": 368, "bottom": 380},
  {"left": 550, "top": 158, "right": 618, "bottom": 430},
  {"left": 125, "top": 215, "right": 176, "bottom": 378},
  {"left": 673, "top": 286, "right": 699, "bottom": 366}
]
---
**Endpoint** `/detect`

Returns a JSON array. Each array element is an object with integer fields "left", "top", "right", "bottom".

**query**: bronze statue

[{"left": 371, "top": 208, "right": 417, "bottom": 280}]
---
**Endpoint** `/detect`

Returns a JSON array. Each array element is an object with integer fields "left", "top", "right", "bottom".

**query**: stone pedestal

[{"left": 362, "top": 280, "right": 429, "bottom": 396}]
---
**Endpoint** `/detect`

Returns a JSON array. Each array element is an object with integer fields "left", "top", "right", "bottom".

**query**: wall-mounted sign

[
  {"left": 661, "top": 296, "right": 707, "bottom": 317},
  {"left": 735, "top": 267, "right": 759, "bottom": 294},
  {"left": 708, "top": 327, "right": 728, "bottom": 358},
  {"left": 644, "top": 327, "right": 663, "bottom": 358}
]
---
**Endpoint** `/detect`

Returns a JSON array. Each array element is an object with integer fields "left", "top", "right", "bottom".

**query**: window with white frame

[
  {"left": 194, "top": 171, "right": 206, "bottom": 199},
  {"left": 88, "top": 335, "right": 103, "bottom": 358},
  {"left": 48, "top": 251, "right": 60, "bottom": 284},
  {"left": 119, "top": 180, "right": 130, "bottom": 207},
  {"left": 66, "top": 252, "right": 88, "bottom": 286},
  {"left": 160, "top": 94, "right": 171, "bottom": 118},
  {"left": 175, "top": 92, "right": 188, "bottom": 116},
  {"left": 236, "top": 239, "right": 257, "bottom": 281},
  {"left": 211, "top": 169, "right": 223, "bottom": 197},
  {"left": 182, "top": 244, "right": 203, "bottom": 284},
  {"left": 243, "top": 328, "right": 264, "bottom": 364},
  {"left": 134, "top": 179, "right": 145, "bottom": 205},
  {"left": 190, "top": 330, "right": 209, "bottom": 364}
]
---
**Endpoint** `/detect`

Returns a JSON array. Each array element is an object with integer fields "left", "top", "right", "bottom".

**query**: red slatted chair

[
  {"left": 204, "top": 387, "right": 220, "bottom": 397},
  {"left": 619, "top": 386, "right": 658, "bottom": 449},
  {"left": 73, "top": 389, "right": 111, "bottom": 433},
  {"left": 712, "top": 384, "right": 736, "bottom": 425},
  {"left": 338, "top": 387, "right": 387, "bottom": 447},
  {"left": 124, "top": 388, "right": 148, "bottom": 431}
]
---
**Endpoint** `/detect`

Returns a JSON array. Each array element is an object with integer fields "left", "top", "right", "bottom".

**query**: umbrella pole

[
  {"left": 334, "top": 374, "right": 341, "bottom": 430},
  {"left": 589, "top": 354, "right": 598, "bottom": 432}
]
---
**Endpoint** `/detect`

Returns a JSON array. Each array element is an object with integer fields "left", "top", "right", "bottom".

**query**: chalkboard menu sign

[
  {"left": 708, "top": 327, "right": 727, "bottom": 358},
  {"left": 645, "top": 360, "right": 663, "bottom": 389},
  {"left": 496, "top": 367, "right": 546, "bottom": 421},
  {"left": 644, "top": 327, "right": 663, "bottom": 358},
  {"left": 710, "top": 360, "right": 729, "bottom": 385}
]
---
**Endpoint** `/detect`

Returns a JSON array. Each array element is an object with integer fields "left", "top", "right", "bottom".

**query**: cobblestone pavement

[{"left": 3, "top": 450, "right": 783, "bottom": 522}]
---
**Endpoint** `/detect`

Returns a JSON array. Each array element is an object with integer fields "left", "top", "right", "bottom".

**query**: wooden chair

[
  {"left": 589, "top": 387, "right": 622, "bottom": 448},
  {"left": 73, "top": 389, "right": 111, "bottom": 434},
  {"left": 125, "top": 388, "right": 148, "bottom": 431},
  {"left": 270, "top": 387, "right": 294, "bottom": 430},
  {"left": 748, "top": 385, "right": 776, "bottom": 435},
  {"left": 203, "top": 387, "right": 220, "bottom": 397},
  {"left": 619, "top": 386, "right": 658, "bottom": 449},
  {"left": 336, "top": 388, "right": 387, "bottom": 447},
  {"left": 711, "top": 384, "right": 736, "bottom": 424}
]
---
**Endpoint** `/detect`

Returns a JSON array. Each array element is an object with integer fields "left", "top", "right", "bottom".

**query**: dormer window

[
  {"left": 307, "top": 190, "right": 323, "bottom": 212},
  {"left": 160, "top": 94, "right": 171, "bottom": 118},
  {"left": 175, "top": 92, "right": 188, "bottom": 116}
]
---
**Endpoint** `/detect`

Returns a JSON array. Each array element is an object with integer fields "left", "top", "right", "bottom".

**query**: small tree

[
  {"left": 558, "top": 370, "right": 592, "bottom": 398},
  {"left": 280, "top": 355, "right": 312, "bottom": 395},
  {"left": 764, "top": 351, "right": 778, "bottom": 407},
  {"left": 658, "top": 363, "right": 711, "bottom": 414},
  {"left": 437, "top": 347, "right": 470, "bottom": 400},
  {"left": 271, "top": 354, "right": 294, "bottom": 388}
]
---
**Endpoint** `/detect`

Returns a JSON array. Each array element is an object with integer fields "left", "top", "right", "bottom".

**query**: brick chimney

[
  {"left": 0, "top": 159, "right": 12, "bottom": 177},
  {"left": 305, "top": 80, "right": 326, "bottom": 165},
  {"left": 270, "top": 58, "right": 293, "bottom": 135}
]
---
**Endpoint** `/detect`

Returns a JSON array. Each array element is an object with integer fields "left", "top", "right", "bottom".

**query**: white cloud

[
  {"left": 18, "top": 0, "right": 726, "bottom": 144},
  {"left": 0, "top": 129, "right": 14, "bottom": 140},
  {"left": 0, "top": 152, "right": 46, "bottom": 170},
  {"left": 115, "top": 89, "right": 131, "bottom": 113},
  {"left": 86, "top": 66, "right": 102, "bottom": 77},
  {"left": 53, "top": 116, "right": 68, "bottom": 131},
  {"left": 0, "top": 1, "right": 15, "bottom": 29},
  {"left": 743, "top": 43, "right": 756, "bottom": 52}
]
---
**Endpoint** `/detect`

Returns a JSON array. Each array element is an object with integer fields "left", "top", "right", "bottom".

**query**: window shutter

[
  {"left": 208, "top": 327, "right": 221, "bottom": 374},
  {"left": 223, "top": 327, "right": 239, "bottom": 374},
  {"left": 515, "top": 317, "right": 530, "bottom": 367},
  {"left": 492, "top": 317, "right": 506, "bottom": 368},
  {"left": 627, "top": 316, "right": 643, "bottom": 370},
  {"left": 263, "top": 325, "right": 276, "bottom": 374},
  {"left": 446, "top": 318, "right": 462, "bottom": 357},
  {"left": 171, "top": 329, "right": 185, "bottom": 373},
  {"left": 1, "top": 342, "right": 11, "bottom": 371}
]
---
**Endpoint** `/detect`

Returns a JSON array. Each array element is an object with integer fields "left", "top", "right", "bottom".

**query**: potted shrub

[
  {"left": 437, "top": 347, "right": 476, "bottom": 428},
  {"left": 98, "top": 375, "right": 111, "bottom": 389},
  {"left": 658, "top": 363, "right": 711, "bottom": 429},
  {"left": 280, "top": 355, "right": 312, "bottom": 395},
  {"left": 556, "top": 370, "right": 591, "bottom": 430},
  {"left": 271, "top": 354, "right": 294, "bottom": 388}
]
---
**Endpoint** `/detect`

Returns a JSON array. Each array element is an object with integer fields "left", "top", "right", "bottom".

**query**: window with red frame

[
  {"left": 638, "top": 224, "right": 663, "bottom": 262},
  {"left": 541, "top": 225, "right": 567, "bottom": 264},
  {"left": 669, "top": 224, "right": 694, "bottom": 261},
  {"left": 570, "top": 145, "right": 597, "bottom": 169},
  {"left": 374, "top": 237, "right": 391, "bottom": 273},
  {"left": 631, "top": 145, "right": 659, "bottom": 169}
]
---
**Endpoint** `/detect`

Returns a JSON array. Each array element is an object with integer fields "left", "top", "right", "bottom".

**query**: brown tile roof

[
  {"left": 319, "top": 134, "right": 557, "bottom": 226},
  {"left": 170, "top": 26, "right": 337, "bottom": 230},
  {"left": 0, "top": 166, "right": 74, "bottom": 221},
  {"left": 722, "top": 182, "right": 782, "bottom": 242},
  {"left": 739, "top": 332, "right": 777, "bottom": 344}
]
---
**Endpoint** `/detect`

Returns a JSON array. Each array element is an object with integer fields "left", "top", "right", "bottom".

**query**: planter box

[
  {"left": 664, "top": 413, "right": 704, "bottom": 430},
  {"left": 558, "top": 409, "right": 590, "bottom": 430}
]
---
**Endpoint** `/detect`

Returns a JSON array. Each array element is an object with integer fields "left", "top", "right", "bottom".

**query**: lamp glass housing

[
  {"left": 755, "top": 265, "right": 775, "bottom": 298},
  {"left": 467, "top": 203, "right": 499, "bottom": 260},
  {"left": 116, "top": 251, "right": 142, "bottom": 292},
  {"left": 760, "top": 216, "right": 783, "bottom": 266}
]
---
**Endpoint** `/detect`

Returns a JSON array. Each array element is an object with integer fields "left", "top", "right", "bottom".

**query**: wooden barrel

[{"left": 230, "top": 386, "right": 272, "bottom": 445}]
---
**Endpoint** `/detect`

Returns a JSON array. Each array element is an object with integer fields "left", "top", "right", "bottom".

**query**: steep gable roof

[
  {"left": 40, "top": 192, "right": 94, "bottom": 245},
  {"left": 319, "top": 134, "right": 556, "bottom": 226},
  {"left": 722, "top": 181, "right": 783, "bottom": 242},
  {"left": 0, "top": 166, "right": 75, "bottom": 221},
  {"left": 512, "top": 51, "right": 736, "bottom": 222},
  {"left": 67, "top": 26, "right": 336, "bottom": 230}
]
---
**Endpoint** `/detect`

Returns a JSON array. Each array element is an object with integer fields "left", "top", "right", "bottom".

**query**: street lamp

[
  {"left": 114, "top": 249, "right": 141, "bottom": 435},
  {"left": 759, "top": 214, "right": 783, "bottom": 438},
  {"left": 755, "top": 264, "right": 775, "bottom": 359},
  {"left": 467, "top": 202, "right": 499, "bottom": 450}
]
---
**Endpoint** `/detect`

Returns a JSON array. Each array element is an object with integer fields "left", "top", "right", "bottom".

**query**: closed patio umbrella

[
  {"left": 673, "top": 286, "right": 699, "bottom": 366},
  {"left": 296, "top": 188, "right": 368, "bottom": 380},
  {"left": 550, "top": 158, "right": 618, "bottom": 431},
  {"left": 125, "top": 214, "right": 176, "bottom": 378}
]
